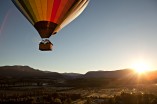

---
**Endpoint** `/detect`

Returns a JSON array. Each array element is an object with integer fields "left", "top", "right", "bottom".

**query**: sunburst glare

[{"left": 131, "top": 60, "right": 152, "bottom": 74}]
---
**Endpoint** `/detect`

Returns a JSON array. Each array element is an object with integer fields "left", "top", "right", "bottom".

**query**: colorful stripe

[{"left": 12, "top": 0, "right": 89, "bottom": 33}]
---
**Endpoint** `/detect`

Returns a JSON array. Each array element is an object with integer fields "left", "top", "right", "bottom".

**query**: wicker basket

[{"left": 39, "top": 42, "right": 53, "bottom": 51}]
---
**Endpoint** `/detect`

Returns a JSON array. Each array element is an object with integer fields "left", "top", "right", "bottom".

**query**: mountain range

[
  {"left": 0, "top": 65, "right": 63, "bottom": 79},
  {"left": 0, "top": 65, "right": 157, "bottom": 80},
  {"left": 1, "top": 65, "right": 157, "bottom": 87}
]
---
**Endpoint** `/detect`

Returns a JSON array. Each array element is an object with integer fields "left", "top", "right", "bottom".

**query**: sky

[{"left": 1, "top": 0, "right": 157, "bottom": 74}]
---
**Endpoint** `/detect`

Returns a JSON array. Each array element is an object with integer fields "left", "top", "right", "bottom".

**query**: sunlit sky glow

[
  {"left": 1, "top": 0, "right": 157, "bottom": 73},
  {"left": 131, "top": 60, "right": 153, "bottom": 74}
]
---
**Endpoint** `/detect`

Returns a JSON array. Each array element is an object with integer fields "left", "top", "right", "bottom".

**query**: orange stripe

[
  {"left": 47, "top": 0, "right": 54, "bottom": 21},
  {"left": 56, "top": 0, "right": 75, "bottom": 24},
  {"left": 34, "top": 0, "right": 43, "bottom": 21}
]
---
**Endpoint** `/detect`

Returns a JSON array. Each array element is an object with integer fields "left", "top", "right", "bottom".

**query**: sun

[{"left": 131, "top": 61, "right": 151, "bottom": 74}]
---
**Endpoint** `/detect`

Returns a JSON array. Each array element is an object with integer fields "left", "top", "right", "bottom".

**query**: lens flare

[{"left": 0, "top": 10, "right": 10, "bottom": 35}]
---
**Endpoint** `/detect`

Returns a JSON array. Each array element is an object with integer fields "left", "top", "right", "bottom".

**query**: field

[{"left": 1, "top": 84, "right": 157, "bottom": 104}]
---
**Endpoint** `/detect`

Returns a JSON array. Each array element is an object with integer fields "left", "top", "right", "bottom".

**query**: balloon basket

[{"left": 39, "top": 40, "right": 53, "bottom": 51}]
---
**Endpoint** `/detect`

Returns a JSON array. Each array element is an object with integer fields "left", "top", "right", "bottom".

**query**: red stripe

[
  {"left": 50, "top": 0, "right": 61, "bottom": 22},
  {"left": 57, "top": 0, "right": 75, "bottom": 24}
]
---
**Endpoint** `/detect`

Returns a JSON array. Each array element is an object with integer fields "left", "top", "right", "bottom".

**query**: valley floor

[{"left": 1, "top": 84, "right": 157, "bottom": 104}]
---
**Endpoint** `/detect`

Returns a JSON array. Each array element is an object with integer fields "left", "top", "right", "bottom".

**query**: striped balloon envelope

[{"left": 12, "top": 0, "right": 89, "bottom": 39}]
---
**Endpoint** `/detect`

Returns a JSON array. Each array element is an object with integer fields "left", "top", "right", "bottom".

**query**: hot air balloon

[{"left": 12, "top": 0, "right": 89, "bottom": 51}]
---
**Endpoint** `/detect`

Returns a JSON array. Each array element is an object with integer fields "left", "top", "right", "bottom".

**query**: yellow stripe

[
  {"left": 34, "top": 0, "right": 43, "bottom": 21},
  {"left": 18, "top": 0, "right": 38, "bottom": 23},
  {"left": 22, "top": 0, "right": 38, "bottom": 22},
  {"left": 28, "top": 0, "right": 41, "bottom": 21},
  {"left": 40, "top": 0, "right": 47, "bottom": 20}
]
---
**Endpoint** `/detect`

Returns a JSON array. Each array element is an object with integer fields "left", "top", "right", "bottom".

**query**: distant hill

[
  {"left": 62, "top": 73, "right": 83, "bottom": 78},
  {"left": 82, "top": 69, "right": 157, "bottom": 85},
  {"left": 84, "top": 69, "right": 134, "bottom": 78},
  {"left": 0, "top": 65, "right": 63, "bottom": 79},
  {"left": 65, "top": 70, "right": 157, "bottom": 87}
]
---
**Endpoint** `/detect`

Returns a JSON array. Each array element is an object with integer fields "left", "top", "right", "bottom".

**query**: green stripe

[{"left": 18, "top": 0, "right": 37, "bottom": 23}]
